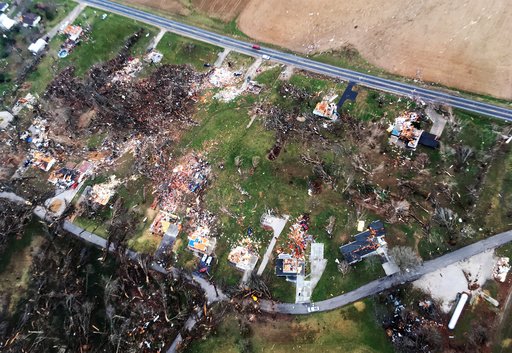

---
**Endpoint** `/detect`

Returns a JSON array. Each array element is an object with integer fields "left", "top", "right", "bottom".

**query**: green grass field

[{"left": 156, "top": 32, "right": 222, "bottom": 71}]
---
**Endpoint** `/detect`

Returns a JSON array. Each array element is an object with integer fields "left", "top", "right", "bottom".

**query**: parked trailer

[{"left": 448, "top": 292, "right": 469, "bottom": 330}]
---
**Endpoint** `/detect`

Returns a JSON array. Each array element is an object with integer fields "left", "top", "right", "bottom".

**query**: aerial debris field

[{"left": 1, "top": 3, "right": 512, "bottom": 353}]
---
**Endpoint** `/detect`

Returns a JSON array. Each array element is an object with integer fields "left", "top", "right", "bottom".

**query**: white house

[
  {"left": 0, "top": 13, "right": 16, "bottom": 30},
  {"left": 28, "top": 38, "right": 47, "bottom": 55}
]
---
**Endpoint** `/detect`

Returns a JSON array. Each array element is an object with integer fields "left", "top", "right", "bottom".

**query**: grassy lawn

[
  {"left": 33, "top": 0, "right": 78, "bottom": 29},
  {"left": 186, "top": 299, "right": 393, "bottom": 353},
  {"left": 155, "top": 32, "right": 222, "bottom": 71},
  {"left": 25, "top": 7, "right": 158, "bottom": 94},
  {"left": 172, "top": 71, "right": 395, "bottom": 300},
  {"left": 223, "top": 51, "right": 255, "bottom": 71}
]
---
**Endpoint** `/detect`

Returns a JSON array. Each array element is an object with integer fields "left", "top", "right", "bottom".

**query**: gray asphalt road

[
  {"left": 81, "top": 0, "right": 512, "bottom": 122},
  {"left": 259, "top": 228, "right": 512, "bottom": 314}
]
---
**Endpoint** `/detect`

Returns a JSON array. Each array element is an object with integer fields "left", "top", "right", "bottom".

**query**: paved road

[
  {"left": 259, "top": 228, "right": 512, "bottom": 314},
  {"left": 80, "top": 0, "right": 512, "bottom": 122}
]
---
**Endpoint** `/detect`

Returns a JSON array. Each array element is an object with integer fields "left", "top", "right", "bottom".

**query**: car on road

[
  {"left": 251, "top": 44, "right": 261, "bottom": 50},
  {"left": 307, "top": 304, "right": 320, "bottom": 313},
  {"left": 262, "top": 54, "right": 270, "bottom": 60}
]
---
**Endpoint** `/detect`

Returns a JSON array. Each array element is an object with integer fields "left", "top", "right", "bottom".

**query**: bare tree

[
  {"left": 389, "top": 246, "right": 422, "bottom": 271},
  {"left": 454, "top": 145, "right": 473, "bottom": 170},
  {"left": 325, "top": 216, "right": 336, "bottom": 237},
  {"left": 251, "top": 156, "right": 260, "bottom": 169},
  {"left": 433, "top": 207, "right": 458, "bottom": 235},
  {"left": 337, "top": 259, "right": 351, "bottom": 276}
]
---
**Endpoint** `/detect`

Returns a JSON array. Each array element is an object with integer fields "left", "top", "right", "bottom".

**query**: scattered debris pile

[
  {"left": 44, "top": 30, "right": 203, "bottom": 139},
  {"left": 30, "top": 151, "right": 55, "bottom": 172},
  {"left": 111, "top": 57, "right": 143, "bottom": 84},
  {"left": 145, "top": 50, "right": 163, "bottom": 64},
  {"left": 388, "top": 111, "right": 439, "bottom": 150},
  {"left": 208, "top": 67, "right": 237, "bottom": 88},
  {"left": 155, "top": 153, "right": 210, "bottom": 214},
  {"left": 146, "top": 151, "right": 216, "bottom": 256},
  {"left": 12, "top": 93, "right": 36, "bottom": 115},
  {"left": 493, "top": 257, "right": 510, "bottom": 282},
  {"left": 277, "top": 214, "right": 313, "bottom": 260},
  {"left": 313, "top": 93, "right": 339, "bottom": 121},
  {"left": 280, "top": 82, "right": 310, "bottom": 103},
  {"left": 150, "top": 210, "right": 179, "bottom": 236},
  {"left": 48, "top": 160, "right": 93, "bottom": 189},
  {"left": 187, "top": 225, "right": 215, "bottom": 255},
  {"left": 381, "top": 292, "right": 444, "bottom": 353},
  {"left": 90, "top": 175, "right": 122, "bottom": 205},
  {"left": 228, "top": 238, "right": 260, "bottom": 271},
  {"left": 20, "top": 116, "right": 49, "bottom": 149}
]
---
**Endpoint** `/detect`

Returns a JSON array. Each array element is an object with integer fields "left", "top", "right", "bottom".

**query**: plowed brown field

[
  {"left": 192, "top": 0, "right": 249, "bottom": 22},
  {"left": 238, "top": 0, "right": 512, "bottom": 100}
]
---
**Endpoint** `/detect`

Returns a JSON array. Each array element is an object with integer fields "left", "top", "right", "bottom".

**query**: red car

[{"left": 252, "top": 44, "right": 261, "bottom": 50}]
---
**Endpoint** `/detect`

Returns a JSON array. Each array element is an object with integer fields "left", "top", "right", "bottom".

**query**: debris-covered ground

[
  {"left": 1, "top": 8, "right": 512, "bottom": 353},
  {"left": 0, "top": 237, "right": 204, "bottom": 352}
]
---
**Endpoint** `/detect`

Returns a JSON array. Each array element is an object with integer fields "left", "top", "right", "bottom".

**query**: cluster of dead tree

[
  {"left": 0, "top": 235, "right": 205, "bottom": 353},
  {"left": 0, "top": 198, "right": 33, "bottom": 258}
]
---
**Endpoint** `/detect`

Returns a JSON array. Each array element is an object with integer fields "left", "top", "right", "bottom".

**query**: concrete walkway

[
  {"left": 280, "top": 65, "right": 294, "bottom": 81},
  {"left": 256, "top": 214, "right": 289, "bottom": 276},
  {"left": 426, "top": 105, "right": 448, "bottom": 137},
  {"left": 45, "top": 3, "right": 86, "bottom": 41},
  {"left": 295, "top": 242, "right": 326, "bottom": 303},
  {"left": 0, "top": 191, "right": 30, "bottom": 204},
  {"left": 240, "top": 58, "right": 262, "bottom": 91},
  {"left": 214, "top": 48, "right": 231, "bottom": 68},
  {"left": 147, "top": 28, "right": 166, "bottom": 50}
]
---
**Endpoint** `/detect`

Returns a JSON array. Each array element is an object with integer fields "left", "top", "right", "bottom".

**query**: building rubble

[
  {"left": 493, "top": 257, "right": 510, "bottom": 282},
  {"left": 228, "top": 237, "right": 260, "bottom": 271}
]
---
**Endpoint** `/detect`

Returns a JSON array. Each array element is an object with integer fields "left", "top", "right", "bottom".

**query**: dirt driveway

[{"left": 238, "top": 0, "right": 512, "bottom": 100}]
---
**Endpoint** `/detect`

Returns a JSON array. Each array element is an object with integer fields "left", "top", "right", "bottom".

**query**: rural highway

[
  {"left": 259, "top": 228, "right": 512, "bottom": 314},
  {"left": 81, "top": 0, "right": 512, "bottom": 122}
]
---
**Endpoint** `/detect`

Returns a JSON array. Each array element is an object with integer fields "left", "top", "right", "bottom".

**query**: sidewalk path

[
  {"left": 214, "top": 48, "right": 230, "bottom": 67},
  {"left": 256, "top": 214, "right": 288, "bottom": 276},
  {"left": 147, "top": 28, "right": 166, "bottom": 50}
]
